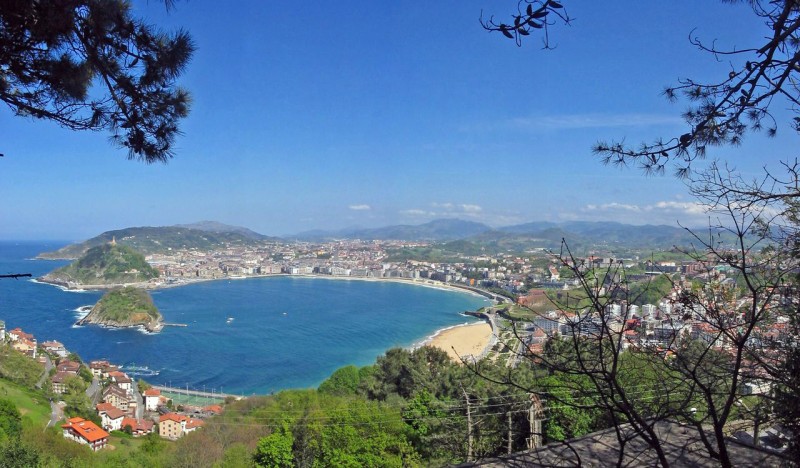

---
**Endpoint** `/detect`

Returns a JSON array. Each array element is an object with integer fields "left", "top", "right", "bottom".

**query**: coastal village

[{"left": 0, "top": 320, "right": 222, "bottom": 452}]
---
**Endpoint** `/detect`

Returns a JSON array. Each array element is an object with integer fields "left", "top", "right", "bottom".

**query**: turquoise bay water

[{"left": 0, "top": 242, "right": 491, "bottom": 395}]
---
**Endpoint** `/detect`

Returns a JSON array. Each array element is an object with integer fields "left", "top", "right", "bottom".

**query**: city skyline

[{"left": 0, "top": 1, "right": 786, "bottom": 240}]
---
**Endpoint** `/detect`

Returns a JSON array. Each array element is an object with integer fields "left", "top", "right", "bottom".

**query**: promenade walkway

[{"left": 153, "top": 385, "right": 239, "bottom": 400}]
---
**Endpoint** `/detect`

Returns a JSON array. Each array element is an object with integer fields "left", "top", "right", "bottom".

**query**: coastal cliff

[
  {"left": 40, "top": 243, "right": 158, "bottom": 289},
  {"left": 78, "top": 286, "right": 163, "bottom": 333}
]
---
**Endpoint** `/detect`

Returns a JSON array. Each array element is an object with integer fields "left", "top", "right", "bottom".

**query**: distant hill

[
  {"left": 40, "top": 244, "right": 159, "bottom": 288},
  {"left": 37, "top": 224, "right": 276, "bottom": 259},
  {"left": 294, "top": 219, "right": 492, "bottom": 241},
  {"left": 496, "top": 221, "right": 700, "bottom": 249},
  {"left": 78, "top": 286, "right": 163, "bottom": 332},
  {"left": 173, "top": 220, "right": 268, "bottom": 240}
]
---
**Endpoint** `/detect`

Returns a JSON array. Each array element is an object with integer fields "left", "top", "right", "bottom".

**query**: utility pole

[
  {"left": 507, "top": 408, "right": 513, "bottom": 454},
  {"left": 527, "top": 393, "right": 543, "bottom": 450},
  {"left": 462, "top": 386, "right": 473, "bottom": 462}
]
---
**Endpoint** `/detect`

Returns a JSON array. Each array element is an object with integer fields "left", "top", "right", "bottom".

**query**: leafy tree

[
  {"left": 0, "top": 0, "right": 193, "bottom": 162},
  {"left": 0, "top": 443, "right": 40, "bottom": 468},
  {"left": 253, "top": 421, "right": 294, "bottom": 468},
  {"left": 537, "top": 375, "right": 593, "bottom": 442},
  {"left": 217, "top": 443, "right": 255, "bottom": 468},
  {"left": 140, "top": 431, "right": 167, "bottom": 455},
  {"left": 318, "top": 365, "right": 362, "bottom": 396},
  {"left": 312, "top": 399, "right": 419, "bottom": 468},
  {"left": 0, "top": 398, "right": 22, "bottom": 443},
  {"left": 77, "top": 365, "right": 93, "bottom": 384},
  {"left": 363, "top": 346, "right": 452, "bottom": 400}
]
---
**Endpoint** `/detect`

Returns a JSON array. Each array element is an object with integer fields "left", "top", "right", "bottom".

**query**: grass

[
  {"left": 103, "top": 433, "right": 146, "bottom": 457},
  {"left": 0, "top": 378, "right": 51, "bottom": 428}
]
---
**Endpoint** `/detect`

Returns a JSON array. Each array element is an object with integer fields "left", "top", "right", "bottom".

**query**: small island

[
  {"left": 39, "top": 241, "right": 159, "bottom": 289},
  {"left": 78, "top": 286, "right": 164, "bottom": 333}
]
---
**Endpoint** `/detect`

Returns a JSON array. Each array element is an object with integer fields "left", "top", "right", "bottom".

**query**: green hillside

[
  {"left": 37, "top": 225, "right": 273, "bottom": 259},
  {"left": 42, "top": 244, "right": 158, "bottom": 286},
  {"left": 79, "top": 287, "right": 163, "bottom": 331}
]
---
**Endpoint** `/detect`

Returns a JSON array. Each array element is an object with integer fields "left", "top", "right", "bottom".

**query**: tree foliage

[
  {"left": 0, "top": 398, "right": 22, "bottom": 443},
  {"left": 480, "top": 2, "right": 800, "bottom": 465},
  {"left": 0, "top": 0, "right": 193, "bottom": 162}
]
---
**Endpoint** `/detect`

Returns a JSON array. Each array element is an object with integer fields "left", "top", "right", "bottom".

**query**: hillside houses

[
  {"left": 7, "top": 327, "right": 37, "bottom": 358},
  {"left": 102, "top": 384, "right": 135, "bottom": 415},
  {"left": 143, "top": 388, "right": 164, "bottom": 411},
  {"left": 159, "top": 412, "right": 204, "bottom": 440},
  {"left": 61, "top": 417, "right": 109, "bottom": 451},
  {"left": 41, "top": 340, "right": 67, "bottom": 357},
  {"left": 96, "top": 402, "right": 125, "bottom": 431}
]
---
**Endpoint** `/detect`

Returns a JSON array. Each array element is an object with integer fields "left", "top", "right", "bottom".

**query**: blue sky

[{"left": 0, "top": 1, "right": 789, "bottom": 240}]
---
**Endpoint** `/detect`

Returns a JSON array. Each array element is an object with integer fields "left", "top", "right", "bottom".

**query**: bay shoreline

[{"left": 37, "top": 272, "right": 501, "bottom": 376}]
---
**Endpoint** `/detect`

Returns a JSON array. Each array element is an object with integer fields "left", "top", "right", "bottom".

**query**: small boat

[{"left": 226, "top": 317, "right": 234, "bottom": 323}]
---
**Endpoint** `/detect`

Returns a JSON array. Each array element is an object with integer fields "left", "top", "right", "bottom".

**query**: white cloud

[
  {"left": 403, "top": 202, "right": 486, "bottom": 220},
  {"left": 400, "top": 203, "right": 485, "bottom": 221},
  {"left": 579, "top": 200, "right": 711, "bottom": 226},
  {"left": 348, "top": 204, "right": 371, "bottom": 211},
  {"left": 653, "top": 201, "right": 707, "bottom": 215},
  {"left": 587, "top": 202, "right": 642, "bottom": 212},
  {"left": 400, "top": 209, "right": 435, "bottom": 217}
]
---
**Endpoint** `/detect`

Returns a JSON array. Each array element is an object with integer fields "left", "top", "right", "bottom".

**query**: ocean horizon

[{"left": 0, "top": 241, "right": 492, "bottom": 395}]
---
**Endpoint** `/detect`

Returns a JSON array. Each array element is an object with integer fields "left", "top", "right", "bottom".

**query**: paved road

[
  {"left": 35, "top": 355, "right": 53, "bottom": 390},
  {"left": 130, "top": 379, "right": 144, "bottom": 419},
  {"left": 47, "top": 401, "right": 63, "bottom": 428},
  {"left": 85, "top": 377, "right": 100, "bottom": 405}
]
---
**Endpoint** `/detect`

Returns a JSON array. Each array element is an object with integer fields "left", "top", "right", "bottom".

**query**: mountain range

[
  {"left": 291, "top": 219, "right": 702, "bottom": 249},
  {"left": 37, "top": 219, "right": 708, "bottom": 259}
]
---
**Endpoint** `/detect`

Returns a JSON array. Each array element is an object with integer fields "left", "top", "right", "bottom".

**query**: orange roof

[
  {"left": 160, "top": 412, "right": 187, "bottom": 423},
  {"left": 185, "top": 418, "right": 205, "bottom": 429},
  {"left": 143, "top": 388, "right": 161, "bottom": 396},
  {"left": 62, "top": 418, "right": 109, "bottom": 443},
  {"left": 96, "top": 402, "right": 115, "bottom": 412},
  {"left": 203, "top": 404, "right": 223, "bottom": 414},
  {"left": 104, "top": 407, "right": 125, "bottom": 420},
  {"left": 121, "top": 417, "right": 154, "bottom": 433}
]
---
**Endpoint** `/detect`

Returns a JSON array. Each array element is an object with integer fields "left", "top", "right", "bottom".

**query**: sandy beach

[{"left": 427, "top": 322, "right": 494, "bottom": 362}]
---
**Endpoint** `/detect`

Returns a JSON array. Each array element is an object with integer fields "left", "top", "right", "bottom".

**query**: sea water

[{"left": 0, "top": 241, "right": 491, "bottom": 395}]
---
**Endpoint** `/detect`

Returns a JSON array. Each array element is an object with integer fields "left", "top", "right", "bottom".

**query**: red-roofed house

[
  {"left": 103, "top": 384, "right": 133, "bottom": 414},
  {"left": 56, "top": 360, "right": 80, "bottom": 374},
  {"left": 120, "top": 417, "right": 154, "bottom": 437},
  {"left": 97, "top": 405, "right": 125, "bottom": 431},
  {"left": 184, "top": 417, "right": 204, "bottom": 434},
  {"left": 7, "top": 327, "right": 34, "bottom": 342},
  {"left": 89, "top": 360, "right": 118, "bottom": 379},
  {"left": 41, "top": 340, "right": 67, "bottom": 357},
  {"left": 96, "top": 402, "right": 115, "bottom": 413},
  {"left": 51, "top": 371, "right": 72, "bottom": 394},
  {"left": 159, "top": 413, "right": 204, "bottom": 440},
  {"left": 203, "top": 404, "right": 223, "bottom": 415},
  {"left": 143, "top": 388, "right": 161, "bottom": 411},
  {"left": 107, "top": 371, "right": 132, "bottom": 392},
  {"left": 11, "top": 337, "right": 37, "bottom": 358},
  {"left": 62, "top": 417, "right": 109, "bottom": 451}
]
